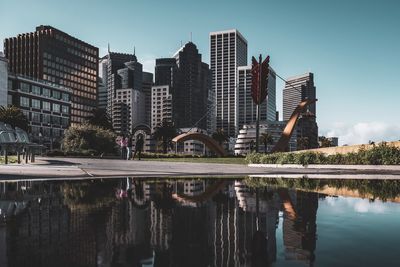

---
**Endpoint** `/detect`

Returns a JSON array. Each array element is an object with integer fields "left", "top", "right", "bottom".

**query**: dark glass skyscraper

[{"left": 4, "top": 25, "right": 99, "bottom": 124}]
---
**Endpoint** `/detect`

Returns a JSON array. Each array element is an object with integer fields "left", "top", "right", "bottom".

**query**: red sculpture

[{"left": 251, "top": 55, "right": 270, "bottom": 105}]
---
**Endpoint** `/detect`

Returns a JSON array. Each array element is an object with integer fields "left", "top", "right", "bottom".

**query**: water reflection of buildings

[{"left": 1, "top": 178, "right": 321, "bottom": 267}]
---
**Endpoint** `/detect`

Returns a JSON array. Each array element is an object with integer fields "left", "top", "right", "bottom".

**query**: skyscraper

[
  {"left": 101, "top": 51, "right": 136, "bottom": 118},
  {"left": 172, "top": 42, "right": 210, "bottom": 129},
  {"left": 237, "top": 65, "right": 277, "bottom": 129},
  {"left": 142, "top": 72, "right": 154, "bottom": 126},
  {"left": 282, "top": 72, "right": 316, "bottom": 121},
  {"left": 4, "top": 25, "right": 99, "bottom": 124},
  {"left": 283, "top": 72, "right": 318, "bottom": 149},
  {"left": 210, "top": 29, "right": 248, "bottom": 136}
]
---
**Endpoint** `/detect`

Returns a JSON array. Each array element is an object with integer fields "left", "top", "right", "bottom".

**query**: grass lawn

[
  {"left": 143, "top": 157, "right": 246, "bottom": 164},
  {"left": 0, "top": 156, "right": 18, "bottom": 164}
]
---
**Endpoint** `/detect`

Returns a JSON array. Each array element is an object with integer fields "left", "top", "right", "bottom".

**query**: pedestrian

[
  {"left": 127, "top": 135, "right": 133, "bottom": 160},
  {"left": 120, "top": 135, "right": 128, "bottom": 159},
  {"left": 132, "top": 134, "right": 144, "bottom": 160}
]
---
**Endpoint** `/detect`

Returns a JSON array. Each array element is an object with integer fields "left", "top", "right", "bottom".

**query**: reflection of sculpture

[
  {"left": 272, "top": 99, "right": 317, "bottom": 152},
  {"left": 172, "top": 132, "right": 227, "bottom": 156}
]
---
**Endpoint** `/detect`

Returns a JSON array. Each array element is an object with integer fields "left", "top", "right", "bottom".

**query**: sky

[{"left": 0, "top": 0, "right": 399, "bottom": 145}]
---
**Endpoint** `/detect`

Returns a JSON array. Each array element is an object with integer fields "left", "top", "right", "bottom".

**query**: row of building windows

[
  {"left": 54, "top": 34, "right": 97, "bottom": 57},
  {"left": 17, "top": 81, "right": 70, "bottom": 101},
  {"left": 43, "top": 54, "right": 97, "bottom": 80},
  {"left": 19, "top": 96, "right": 69, "bottom": 113}
]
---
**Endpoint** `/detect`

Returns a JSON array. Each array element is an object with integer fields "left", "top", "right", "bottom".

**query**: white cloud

[{"left": 321, "top": 122, "right": 400, "bottom": 146}]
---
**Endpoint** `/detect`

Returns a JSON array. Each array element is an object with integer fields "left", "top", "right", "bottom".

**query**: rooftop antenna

[
  {"left": 108, "top": 43, "right": 110, "bottom": 53},
  {"left": 180, "top": 40, "right": 183, "bottom": 47},
  {"left": 134, "top": 46, "right": 136, "bottom": 55}
]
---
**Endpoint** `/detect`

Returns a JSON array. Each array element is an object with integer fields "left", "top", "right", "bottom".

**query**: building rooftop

[{"left": 209, "top": 29, "right": 248, "bottom": 44}]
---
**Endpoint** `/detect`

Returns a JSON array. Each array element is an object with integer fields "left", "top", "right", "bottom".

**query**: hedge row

[{"left": 245, "top": 143, "right": 400, "bottom": 165}]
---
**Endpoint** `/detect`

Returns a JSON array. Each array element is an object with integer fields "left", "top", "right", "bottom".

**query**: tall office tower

[
  {"left": 210, "top": 29, "right": 248, "bottom": 137},
  {"left": 151, "top": 85, "right": 172, "bottom": 130},
  {"left": 154, "top": 58, "right": 178, "bottom": 87},
  {"left": 112, "top": 57, "right": 144, "bottom": 134},
  {"left": 237, "top": 66, "right": 277, "bottom": 129},
  {"left": 4, "top": 25, "right": 99, "bottom": 124},
  {"left": 282, "top": 72, "right": 316, "bottom": 121},
  {"left": 283, "top": 72, "right": 318, "bottom": 149},
  {"left": 172, "top": 42, "right": 210, "bottom": 129},
  {"left": 0, "top": 52, "right": 8, "bottom": 107},
  {"left": 142, "top": 72, "right": 153, "bottom": 126},
  {"left": 97, "top": 77, "right": 107, "bottom": 110},
  {"left": 101, "top": 51, "right": 136, "bottom": 118}
]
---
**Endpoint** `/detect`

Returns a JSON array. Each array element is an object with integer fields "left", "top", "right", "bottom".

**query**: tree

[
  {"left": 297, "top": 137, "right": 309, "bottom": 150},
  {"left": 319, "top": 136, "right": 333, "bottom": 148},
  {"left": 212, "top": 129, "right": 229, "bottom": 146},
  {"left": 259, "top": 132, "right": 274, "bottom": 153},
  {"left": 86, "top": 108, "right": 113, "bottom": 130},
  {"left": 0, "top": 105, "right": 29, "bottom": 131},
  {"left": 153, "top": 119, "right": 177, "bottom": 153},
  {"left": 62, "top": 123, "right": 117, "bottom": 155}
]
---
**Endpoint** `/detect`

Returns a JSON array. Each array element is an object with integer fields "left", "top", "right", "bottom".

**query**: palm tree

[
  {"left": 212, "top": 129, "right": 229, "bottom": 146},
  {"left": 86, "top": 108, "right": 113, "bottom": 130},
  {"left": 0, "top": 105, "right": 29, "bottom": 131},
  {"left": 259, "top": 132, "right": 274, "bottom": 153},
  {"left": 153, "top": 119, "right": 177, "bottom": 153}
]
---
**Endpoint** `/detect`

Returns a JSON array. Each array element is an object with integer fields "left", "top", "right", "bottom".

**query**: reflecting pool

[{"left": 0, "top": 177, "right": 399, "bottom": 267}]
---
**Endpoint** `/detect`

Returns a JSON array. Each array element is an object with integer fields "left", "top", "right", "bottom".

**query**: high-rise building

[
  {"left": 237, "top": 65, "right": 277, "bottom": 129},
  {"left": 142, "top": 72, "right": 154, "bottom": 126},
  {"left": 210, "top": 29, "right": 248, "bottom": 136},
  {"left": 98, "top": 77, "right": 107, "bottom": 110},
  {"left": 113, "top": 88, "right": 144, "bottom": 135},
  {"left": 0, "top": 52, "right": 8, "bottom": 107},
  {"left": 172, "top": 42, "right": 210, "bottom": 129},
  {"left": 154, "top": 42, "right": 210, "bottom": 130},
  {"left": 283, "top": 72, "right": 318, "bottom": 149},
  {"left": 151, "top": 85, "right": 172, "bottom": 130},
  {"left": 4, "top": 25, "right": 99, "bottom": 124},
  {"left": 101, "top": 51, "right": 136, "bottom": 118},
  {"left": 282, "top": 72, "right": 316, "bottom": 121}
]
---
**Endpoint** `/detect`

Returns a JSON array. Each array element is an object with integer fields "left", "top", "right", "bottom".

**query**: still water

[{"left": 0, "top": 177, "right": 399, "bottom": 267}]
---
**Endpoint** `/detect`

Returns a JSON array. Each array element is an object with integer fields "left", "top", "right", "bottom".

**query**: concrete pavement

[{"left": 0, "top": 157, "right": 399, "bottom": 181}]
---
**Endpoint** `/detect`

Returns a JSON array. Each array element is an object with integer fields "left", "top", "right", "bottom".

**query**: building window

[
  {"left": 32, "top": 99, "right": 41, "bottom": 109},
  {"left": 61, "top": 117, "right": 69, "bottom": 127},
  {"left": 42, "top": 101, "right": 51, "bottom": 111},
  {"left": 52, "top": 90, "right": 61, "bottom": 100},
  {"left": 51, "top": 116, "right": 61, "bottom": 125},
  {"left": 20, "top": 82, "right": 30, "bottom": 92},
  {"left": 61, "top": 105, "right": 69, "bottom": 114},
  {"left": 20, "top": 97, "right": 30, "bottom": 107},
  {"left": 43, "top": 88, "right": 51, "bottom": 97},
  {"left": 32, "top": 85, "right": 41, "bottom": 95},
  {"left": 43, "top": 114, "right": 51, "bottom": 124},
  {"left": 62, "top": 93, "right": 70, "bottom": 101},
  {"left": 53, "top": 103, "right": 61, "bottom": 113},
  {"left": 32, "top": 112, "right": 41, "bottom": 123}
]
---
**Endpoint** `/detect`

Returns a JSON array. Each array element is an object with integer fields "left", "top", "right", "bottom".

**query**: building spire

[
  {"left": 134, "top": 46, "right": 136, "bottom": 55},
  {"left": 108, "top": 43, "right": 110, "bottom": 53}
]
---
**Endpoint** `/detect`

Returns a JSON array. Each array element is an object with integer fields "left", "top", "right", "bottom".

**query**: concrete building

[
  {"left": 101, "top": 51, "right": 136, "bottom": 119},
  {"left": 283, "top": 72, "right": 318, "bottom": 149},
  {"left": 234, "top": 121, "right": 297, "bottom": 155},
  {"left": 283, "top": 72, "right": 316, "bottom": 120},
  {"left": 237, "top": 65, "right": 277, "bottom": 129},
  {"left": 142, "top": 72, "right": 154, "bottom": 127},
  {"left": 8, "top": 74, "right": 71, "bottom": 148},
  {"left": 151, "top": 85, "right": 172, "bottom": 130},
  {"left": 4, "top": 25, "right": 98, "bottom": 124},
  {"left": 0, "top": 52, "right": 8, "bottom": 107},
  {"left": 113, "top": 88, "right": 145, "bottom": 135},
  {"left": 210, "top": 29, "right": 248, "bottom": 137}
]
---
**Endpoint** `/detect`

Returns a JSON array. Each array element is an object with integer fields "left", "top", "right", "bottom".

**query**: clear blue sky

[{"left": 1, "top": 0, "right": 399, "bottom": 144}]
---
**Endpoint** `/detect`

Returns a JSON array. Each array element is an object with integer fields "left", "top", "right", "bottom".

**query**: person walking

[
  {"left": 132, "top": 134, "right": 144, "bottom": 160},
  {"left": 120, "top": 135, "right": 128, "bottom": 159},
  {"left": 127, "top": 135, "right": 133, "bottom": 160}
]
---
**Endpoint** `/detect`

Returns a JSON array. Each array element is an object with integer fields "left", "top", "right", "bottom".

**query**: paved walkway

[{"left": 0, "top": 157, "right": 399, "bottom": 181}]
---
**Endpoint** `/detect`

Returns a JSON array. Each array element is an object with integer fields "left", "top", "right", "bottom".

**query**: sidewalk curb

[{"left": 248, "top": 164, "right": 400, "bottom": 171}]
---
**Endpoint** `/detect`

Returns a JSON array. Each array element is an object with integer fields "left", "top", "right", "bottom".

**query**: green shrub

[
  {"left": 62, "top": 123, "right": 117, "bottom": 155},
  {"left": 245, "top": 143, "right": 400, "bottom": 165}
]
